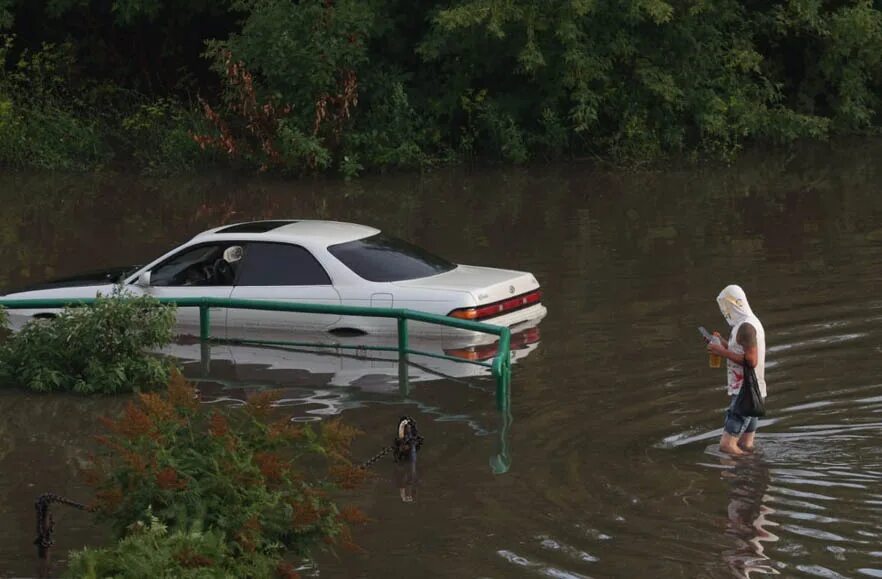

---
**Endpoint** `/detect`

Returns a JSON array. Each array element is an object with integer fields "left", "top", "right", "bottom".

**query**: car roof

[{"left": 193, "top": 220, "right": 380, "bottom": 246}]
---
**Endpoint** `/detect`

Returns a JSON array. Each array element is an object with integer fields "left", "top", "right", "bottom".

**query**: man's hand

[
  {"left": 712, "top": 331, "right": 729, "bottom": 349},
  {"left": 707, "top": 323, "right": 758, "bottom": 366},
  {"left": 707, "top": 342, "right": 727, "bottom": 356}
]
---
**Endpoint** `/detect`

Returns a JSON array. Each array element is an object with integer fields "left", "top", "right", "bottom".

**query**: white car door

[
  {"left": 227, "top": 241, "right": 341, "bottom": 340},
  {"left": 133, "top": 242, "right": 236, "bottom": 338}
]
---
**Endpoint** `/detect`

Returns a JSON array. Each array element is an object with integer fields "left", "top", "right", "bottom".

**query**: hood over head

[{"left": 717, "top": 284, "right": 755, "bottom": 327}]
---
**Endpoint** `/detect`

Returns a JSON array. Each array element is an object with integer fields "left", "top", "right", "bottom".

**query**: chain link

[{"left": 359, "top": 444, "right": 394, "bottom": 469}]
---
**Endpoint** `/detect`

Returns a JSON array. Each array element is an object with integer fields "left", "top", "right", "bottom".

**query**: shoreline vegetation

[{"left": 1, "top": 1, "right": 881, "bottom": 177}]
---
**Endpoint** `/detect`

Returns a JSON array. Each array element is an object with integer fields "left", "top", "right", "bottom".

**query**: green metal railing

[{"left": 0, "top": 297, "right": 513, "bottom": 411}]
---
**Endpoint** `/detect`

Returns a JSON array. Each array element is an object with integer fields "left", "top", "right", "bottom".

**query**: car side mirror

[{"left": 135, "top": 270, "right": 151, "bottom": 288}]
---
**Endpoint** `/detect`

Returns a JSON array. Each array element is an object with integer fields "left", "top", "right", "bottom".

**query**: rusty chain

[{"left": 34, "top": 493, "right": 95, "bottom": 560}]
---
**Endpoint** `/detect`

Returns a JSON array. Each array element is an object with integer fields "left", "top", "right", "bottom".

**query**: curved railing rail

[{"left": 0, "top": 297, "right": 513, "bottom": 411}]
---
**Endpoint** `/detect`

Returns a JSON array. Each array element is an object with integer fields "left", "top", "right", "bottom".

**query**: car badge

[{"left": 509, "top": 285, "right": 515, "bottom": 294}]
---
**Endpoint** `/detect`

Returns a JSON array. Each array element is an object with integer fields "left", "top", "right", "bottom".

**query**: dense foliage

[
  {"left": 70, "top": 374, "right": 367, "bottom": 577},
  {"left": 67, "top": 514, "right": 283, "bottom": 579},
  {"left": 0, "top": 289, "right": 176, "bottom": 393},
  {"left": 1, "top": 0, "right": 882, "bottom": 174}
]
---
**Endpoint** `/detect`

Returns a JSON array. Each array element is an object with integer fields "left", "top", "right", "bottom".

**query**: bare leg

[
  {"left": 720, "top": 432, "right": 746, "bottom": 455},
  {"left": 739, "top": 432, "right": 756, "bottom": 452}
]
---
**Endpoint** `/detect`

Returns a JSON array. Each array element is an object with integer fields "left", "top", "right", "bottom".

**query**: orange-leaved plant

[{"left": 79, "top": 371, "right": 369, "bottom": 575}]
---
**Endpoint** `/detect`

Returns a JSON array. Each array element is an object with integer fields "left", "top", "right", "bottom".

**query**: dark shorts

[{"left": 723, "top": 394, "right": 759, "bottom": 436}]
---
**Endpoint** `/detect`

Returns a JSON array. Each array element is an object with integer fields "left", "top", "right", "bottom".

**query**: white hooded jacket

[{"left": 717, "top": 285, "right": 767, "bottom": 398}]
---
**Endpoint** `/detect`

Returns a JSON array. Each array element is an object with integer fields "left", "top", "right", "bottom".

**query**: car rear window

[{"left": 328, "top": 233, "right": 455, "bottom": 282}]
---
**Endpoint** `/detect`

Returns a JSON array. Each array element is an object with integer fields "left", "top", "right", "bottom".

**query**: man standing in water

[{"left": 708, "top": 285, "right": 767, "bottom": 455}]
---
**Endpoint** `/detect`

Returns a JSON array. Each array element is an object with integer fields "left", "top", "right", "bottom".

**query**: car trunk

[{"left": 394, "top": 265, "right": 541, "bottom": 317}]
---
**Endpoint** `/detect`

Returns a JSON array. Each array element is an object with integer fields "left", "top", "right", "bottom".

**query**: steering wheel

[
  {"left": 178, "top": 263, "right": 211, "bottom": 286},
  {"left": 200, "top": 263, "right": 216, "bottom": 285},
  {"left": 212, "top": 258, "right": 234, "bottom": 285}
]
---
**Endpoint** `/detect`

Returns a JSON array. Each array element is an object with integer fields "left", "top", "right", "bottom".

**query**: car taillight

[{"left": 448, "top": 289, "right": 542, "bottom": 321}]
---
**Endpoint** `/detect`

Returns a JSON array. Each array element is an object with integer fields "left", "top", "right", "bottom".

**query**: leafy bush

[
  {"left": 0, "top": 289, "right": 176, "bottom": 393},
  {"left": 66, "top": 511, "right": 289, "bottom": 579},
  {"left": 0, "top": 101, "right": 109, "bottom": 170},
  {"left": 79, "top": 374, "right": 367, "bottom": 573},
  {"left": 0, "top": 34, "right": 111, "bottom": 170},
  {"left": 121, "top": 98, "right": 211, "bottom": 175},
  {"left": 345, "top": 78, "right": 431, "bottom": 171}
]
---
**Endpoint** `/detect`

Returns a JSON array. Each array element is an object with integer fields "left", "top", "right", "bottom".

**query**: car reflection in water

[
  {"left": 163, "top": 323, "right": 539, "bottom": 403},
  {"left": 159, "top": 323, "right": 538, "bottom": 474}
]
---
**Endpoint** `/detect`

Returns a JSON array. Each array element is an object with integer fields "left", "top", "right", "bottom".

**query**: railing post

[
  {"left": 200, "top": 341, "right": 211, "bottom": 376},
  {"left": 397, "top": 316, "right": 409, "bottom": 396},
  {"left": 494, "top": 328, "right": 511, "bottom": 411},
  {"left": 199, "top": 304, "right": 210, "bottom": 341},
  {"left": 495, "top": 360, "right": 510, "bottom": 412},
  {"left": 490, "top": 339, "right": 512, "bottom": 474}
]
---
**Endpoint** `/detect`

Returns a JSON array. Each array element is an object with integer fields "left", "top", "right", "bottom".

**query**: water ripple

[
  {"left": 795, "top": 564, "right": 850, "bottom": 579},
  {"left": 536, "top": 535, "right": 599, "bottom": 563},
  {"left": 780, "top": 525, "right": 856, "bottom": 543},
  {"left": 496, "top": 550, "right": 592, "bottom": 579},
  {"left": 767, "top": 333, "right": 867, "bottom": 353}
]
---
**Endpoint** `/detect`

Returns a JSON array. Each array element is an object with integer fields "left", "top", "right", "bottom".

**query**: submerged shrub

[
  {"left": 66, "top": 511, "right": 284, "bottom": 578},
  {"left": 77, "top": 375, "right": 367, "bottom": 572},
  {"left": 0, "top": 288, "right": 176, "bottom": 393}
]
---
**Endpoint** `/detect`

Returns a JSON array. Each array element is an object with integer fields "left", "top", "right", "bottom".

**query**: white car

[{"left": 1, "top": 220, "right": 546, "bottom": 337}]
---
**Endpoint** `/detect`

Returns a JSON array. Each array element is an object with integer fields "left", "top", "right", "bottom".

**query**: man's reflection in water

[
  {"left": 394, "top": 460, "right": 418, "bottom": 503},
  {"left": 720, "top": 456, "right": 780, "bottom": 577}
]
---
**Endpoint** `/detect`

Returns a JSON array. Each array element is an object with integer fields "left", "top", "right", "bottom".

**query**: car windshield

[{"left": 328, "top": 233, "right": 455, "bottom": 282}]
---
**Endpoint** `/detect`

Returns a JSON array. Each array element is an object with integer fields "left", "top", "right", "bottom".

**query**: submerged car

[{"left": 1, "top": 220, "right": 546, "bottom": 337}]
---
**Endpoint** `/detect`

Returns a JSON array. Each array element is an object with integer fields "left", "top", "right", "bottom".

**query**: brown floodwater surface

[{"left": 2, "top": 140, "right": 882, "bottom": 577}]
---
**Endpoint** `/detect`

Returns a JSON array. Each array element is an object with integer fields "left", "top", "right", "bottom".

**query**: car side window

[
  {"left": 150, "top": 243, "right": 242, "bottom": 287},
  {"left": 236, "top": 242, "right": 331, "bottom": 286}
]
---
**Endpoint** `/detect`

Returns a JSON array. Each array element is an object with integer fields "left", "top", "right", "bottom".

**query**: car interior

[{"left": 150, "top": 244, "right": 244, "bottom": 287}]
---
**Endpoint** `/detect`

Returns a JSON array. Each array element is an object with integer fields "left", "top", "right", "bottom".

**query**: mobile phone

[{"left": 698, "top": 326, "right": 714, "bottom": 343}]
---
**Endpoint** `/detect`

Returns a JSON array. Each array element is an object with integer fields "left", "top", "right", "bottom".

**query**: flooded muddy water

[{"left": 3, "top": 140, "right": 882, "bottom": 577}]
